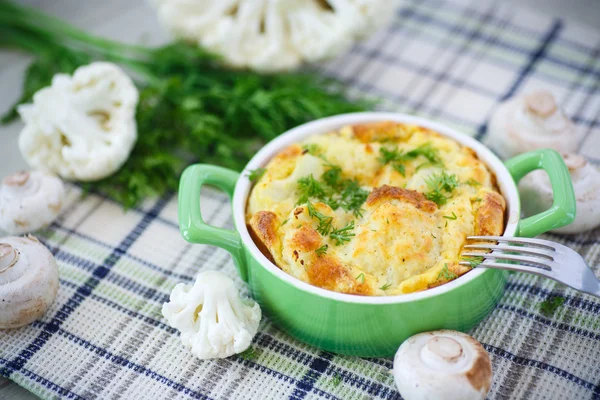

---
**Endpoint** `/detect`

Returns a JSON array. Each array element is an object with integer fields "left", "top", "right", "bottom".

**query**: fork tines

[{"left": 460, "top": 235, "right": 556, "bottom": 271}]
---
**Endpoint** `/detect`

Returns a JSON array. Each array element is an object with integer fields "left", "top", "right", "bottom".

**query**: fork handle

[{"left": 505, "top": 149, "right": 576, "bottom": 238}]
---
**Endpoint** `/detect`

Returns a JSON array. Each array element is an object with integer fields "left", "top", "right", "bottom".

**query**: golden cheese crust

[{"left": 246, "top": 122, "right": 506, "bottom": 296}]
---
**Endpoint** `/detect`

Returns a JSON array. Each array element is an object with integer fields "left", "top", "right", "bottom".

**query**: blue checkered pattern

[{"left": 1, "top": 0, "right": 599, "bottom": 398}]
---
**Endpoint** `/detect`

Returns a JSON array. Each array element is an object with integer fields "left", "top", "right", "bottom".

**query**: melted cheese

[{"left": 247, "top": 122, "right": 506, "bottom": 296}]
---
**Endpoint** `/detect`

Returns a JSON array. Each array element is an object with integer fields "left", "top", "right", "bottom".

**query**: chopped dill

[
  {"left": 378, "top": 142, "right": 443, "bottom": 176},
  {"left": 437, "top": 263, "right": 458, "bottom": 281},
  {"left": 443, "top": 212, "right": 458, "bottom": 220},
  {"left": 247, "top": 168, "right": 266, "bottom": 182},
  {"left": 424, "top": 171, "right": 459, "bottom": 206},
  {"left": 306, "top": 202, "right": 334, "bottom": 236},
  {"left": 462, "top": 255, "right": 484, "bottom": 268},
  {"left": 330, "top": 221, "right": 355, "bottom": 245},
  {"left": 356, "top": 273, "right": 365, "bottom": 283},
  {"left": 465, "top": 178, "right": 481, "bottom": 186},
  {"left": 315, "top": 244, "right": 328, "bottom": 256},
  {"left": 539, "top": 296, "right": 565, "bottom": 317},
  {"left": 380, "top": 283, "right": 392, "bottom": 290}
]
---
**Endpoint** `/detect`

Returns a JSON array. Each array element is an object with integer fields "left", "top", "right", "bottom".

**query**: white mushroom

[
  {"left": 162, "top": 270, "right": 261, "bottom": 359},
  {"left": 17, "top": 62, "right": 139, "bottom": 181},
  {"left": 0, "top": 235, "right": 59, "bottom": 329},
  {"left": 393, "top": 330, "right": 493, "bottom": 400},
  {"left": 150, "top": 0, "right": 400, "bottom": 71},
  {"left": 519, "top": 153, "right": 600, "bottom": 234},
  {"left": 0, "top": 171, "right": 65, "bottom": 235},
  {"left": 487, "top": 90, "right": 584, "bottom": 160}
]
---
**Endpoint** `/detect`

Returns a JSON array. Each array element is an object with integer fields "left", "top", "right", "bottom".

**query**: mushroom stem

[
  {"left": 0, "top": 243, "right": 19, "bottom": 273},
  {"left": 423, "top": 336, "right": 463, "bottom": 363}
]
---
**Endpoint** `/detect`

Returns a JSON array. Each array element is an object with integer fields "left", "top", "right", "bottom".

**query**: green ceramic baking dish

[{"left": 178, "top": 112, "right": 576, "bottom": 358}]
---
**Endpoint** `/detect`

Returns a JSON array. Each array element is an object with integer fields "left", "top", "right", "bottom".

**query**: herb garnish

[
  {"left": 443, "top": 212, "right": 458, "bottom": 220},
  {"left": 462, "top": 256, "right": 484, "bottom": 268},
  {"left": 425, "top": 171, "right": 459, "bottom": 206},
  {"left": 247, "top": 168, "right": 266, "bottom": 182},
  {"left": 315, "top": 244, "right": 328, "bottom": 256},
  {"left": 239, "top": 346, "right": 258, "bottom": 361},
  {"left": 306, "top": 202, "right": 334, "bottom": 236},
  {"left": 0, "top": 0, "right": 372, "bottom": 208},
  {"left": 280, "top": 219, "right": 289, "bottom": 227},
  {"left": 465, "top": 178, "right": 481, "bottom": 186},
  {"left": 331, "top": 373, "right": 343, "bottom": 387},
  {"left": 437, "top": 263, "right": 458, "bottom": 281},
  {"left": 330, "top": 221, "right": 356, "bottom": 245},
  {"left": 297, "top": 175, "right": 327, "bottom": 205},
  {"left": 302, "top": 143, "right": 321, "bottom": 155},
  {"left": 296, "top": 163, "right": 368, "bottom": 217},
  {"left": 356, "top": 273, "right": 365, "bottom": 283},
  {"left": 380, "top": 283, "right": 392, "bottom": 290},
  {"left": 539, "top": 296, "right": 565, "bottom": 317},
  {"left": 378, "top": 143, "right": 442, "bottom": 176}
]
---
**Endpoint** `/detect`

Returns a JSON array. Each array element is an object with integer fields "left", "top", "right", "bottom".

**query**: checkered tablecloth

[{"left": 1, "top": 0, "right": 600, "bottom": 399}]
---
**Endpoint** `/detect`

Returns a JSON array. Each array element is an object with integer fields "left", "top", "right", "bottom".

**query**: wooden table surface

[{"left": 1, "top": 0, "right": 598, "bottom": 398}]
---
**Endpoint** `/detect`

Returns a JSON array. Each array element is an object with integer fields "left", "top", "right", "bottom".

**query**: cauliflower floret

[
  {"left": 17, "top": 62, "right": 138, "bottom": 181},
  {"left": 162, "top": 270, "right": 261, "bottom": 359},
  {"left": 151, "top": 0, "right": 401, "bottom": 71}
]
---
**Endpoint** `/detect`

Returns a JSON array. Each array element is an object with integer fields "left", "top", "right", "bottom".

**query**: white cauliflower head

[
  {"left": 18, "top": 62, "right": 139, "bottom": 181},
  {"left": 162, "top": 270, "right": 261, "bottom": 359},
  {"left": 150, "top": 0, "right": 401, "bottom": 71}
]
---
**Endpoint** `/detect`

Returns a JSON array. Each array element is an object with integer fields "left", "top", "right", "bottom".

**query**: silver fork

[{"left": 461, "top": 236, "right": 600, "bottom": 299}]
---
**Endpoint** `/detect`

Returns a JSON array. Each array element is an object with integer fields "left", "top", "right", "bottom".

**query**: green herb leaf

[
  {"left": 465, "top": 178, "right": 481, "bottom": 186},
  {"left": 461, "top": 255, "right": 484, "bottom": 269},
  {"left": 330, "top": 220, "right": 355, "bottom": 245},
  {"left": 331, "top": 373, "right": 342, "bottom": 387},
  {"left": 302, "top": 143, "right": 321, "bottom": 156},
  {"left": 437, "top": 263, "right": 458, "bottom": 281},
  {"left": 0, "top": 2, "right": 373, "bottom": 208},
  {"left": 247, "top": 168, "right": 266, "bottom": 182},
  {"left": 297, "top": 174, "right": 327, "bottom": 205},
  {"left": 443, "top": 212, "right": 458, "bottom": 220},
  {"left": 378, "top": 143, "right": 443, "bottom": 176},
  {"left": 539, "top": 296, "right": 565, "bottom": 317},
  {"left": 306, "top": 202, "right": 334, "bottom": 236},
  {"left": 380, "top": 283, "right": 392, "bottom": 290},
  {"left": 239, "top": 346, "right": 258, "bottom": 360},
  {"left": 425, "top": 171, "right": 459, "bottom": 206},
  {"left": 315, "top": 244, "right": 328, "bottom": 256},
  {"left": 356, "top": 273, "right": 365, "bottom": 283},
  {"left": 280, "top": 218, "right": 289, "bottom": 227}
]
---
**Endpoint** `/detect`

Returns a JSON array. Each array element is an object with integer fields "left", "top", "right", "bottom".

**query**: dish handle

[
  {"left": 178, "top": 164, "right": 247, "bottom": 281},
  {"left": 505, "top": 148, "right": 576, "bottom": 238}
]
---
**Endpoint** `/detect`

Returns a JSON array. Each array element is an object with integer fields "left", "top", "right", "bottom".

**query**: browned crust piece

[
  {"left": 307, "top": 255, "right": 371, "bottom": 295},
  {"left": 475, "top": 191, "right": 506, "bottom": 236},
  {"left": 291, "top": 226, "right": 322, "bottom": 252},
  {"left": 366, "top": 185, "right": 437, "bottom": 213},
  {"left": 249, "top": 211, "right": 280, "bottom": 265},
  {"left": 351, "top": 121, "right": 402, "bottom": 143}
]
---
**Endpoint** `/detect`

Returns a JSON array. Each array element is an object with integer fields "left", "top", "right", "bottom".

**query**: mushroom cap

[
  {"left": 0, "top": 235, "right": 59, "bottom": 329},
  {"left": 519, "top": 153, "right": 600, "bottom": 234},
  {"left": 151, "top": 0, "right": 400, "bottom": 71},
  {"left": 487, "top": 90, "right": 583, "bottom": 160},
  {"left": 393, "top": 330, "right": 492, "bottom": 400},
  {"left": 17, "top": 62, "right": 138, "bottom": 181},
  {"left": 0, "top": 170, "right": 65, "bottom": 235}
]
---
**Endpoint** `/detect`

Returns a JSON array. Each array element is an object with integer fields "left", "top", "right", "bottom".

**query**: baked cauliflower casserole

[{"left": 246, "top": 122, "right": 506, "bottom": 296}]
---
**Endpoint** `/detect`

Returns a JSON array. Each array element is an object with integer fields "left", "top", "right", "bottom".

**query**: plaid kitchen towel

[{"left": 1, "top": 0, "right": 600, "bottom": 399}]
